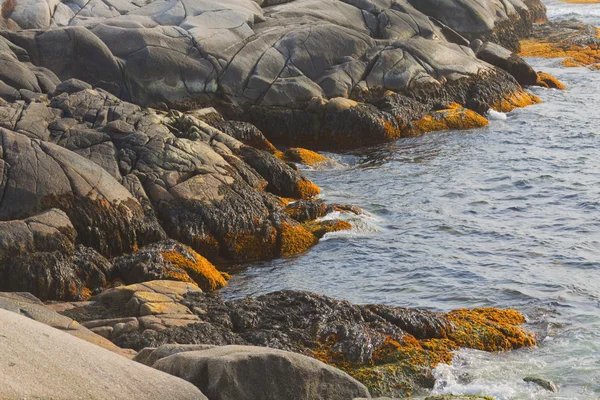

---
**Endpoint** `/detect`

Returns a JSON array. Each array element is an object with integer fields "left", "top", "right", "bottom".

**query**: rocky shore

[{"left": 0, "top": 0, "right": 571, "bottom": 398}]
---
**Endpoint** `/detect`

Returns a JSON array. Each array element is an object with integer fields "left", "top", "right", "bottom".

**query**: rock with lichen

[
  {"left": 62, "top": 290, "right": 536, "bottom": 398},
  {"left": 113, "top": 240, "right": 229, "bottom": 292}
]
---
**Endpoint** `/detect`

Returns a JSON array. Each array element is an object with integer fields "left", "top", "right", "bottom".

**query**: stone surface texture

[{"left": 0, "top": 307, "right": 207, "bottom": 399}]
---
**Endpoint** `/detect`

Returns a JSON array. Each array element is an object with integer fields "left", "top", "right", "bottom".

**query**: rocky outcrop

[
  {"left": 0, "top": 307, "right": 207, "bottom": 399},
  {"left": 0, "top": 0, "right": 547, "bottom": 151},
  {"left": 519, "top": 20, "right": 600, "bottom": 69},
  {"left": 0, "top": 85, "right": 358, "bottom": 299},
  {"left": 62, "top": 289, "right": 536, "bottom": 398},
  {"left": 60, "top": 280, "right": 207, "bottom": 338},
  {"left": 146, "top": 345, "right": 371, "bottom": 400}
]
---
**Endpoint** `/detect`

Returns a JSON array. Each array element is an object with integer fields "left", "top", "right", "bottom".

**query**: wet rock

[
  {"left": 406, "top": 106, "right": 489, "bottom": 136},
  {"left": 303, "top": 219, "right": 353, "bottom": 238},
  {"left": 279, "top": 147, "right": 337, "bottom": 169},
  {"left": 523, "top": 376, "right": 559, "bottom": 392},
  {"left": 152, "top": 345, "right": 371, "bottom": 400},
  {"left": 535, "top": 72, "right": 566, "bottom": 90},
  {"left": 0, "top": 308, "right": 206, "bottom": 399},
  {"left": 285, "top": 199, "right": 328, "bottom": 223}
]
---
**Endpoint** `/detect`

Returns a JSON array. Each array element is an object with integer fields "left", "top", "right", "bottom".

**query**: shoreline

[{"left": 0, "top": 0, "right": 587, "bottom": 398}]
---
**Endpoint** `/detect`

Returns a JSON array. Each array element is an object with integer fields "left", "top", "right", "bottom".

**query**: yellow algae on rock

[
  {"left": 381, "top": 119, "right": 403, "bottom": 141},
  {"left": 407, "top": 108, "right": 489, "bottom": 136},
  {"left": 295, "top": 178, "right": 321, "bottom": 199},
  {"left": 519, "top": 38, "right": 600, "bottom": 69},
  {"left": 536, "top": 72, "right": 567, "bottom": 89},
  {"left": 279, "top": 221, "right": 317, "bottom": 256},
  {"left": 492, "top": 89, "right": 541, "bottom": 112},
  {"left": 284, "top": 148, "right": 333, "bottom": 168},
  {"left": 303, "top": 219, "right": 352, "bottom": 238},
  {"left": 446, "top": 307, "right": 536, "bottom": 352},
  {"left": 224, "top": 228, "right": 278, "bottom": 262},
  {"left": 160, "top": 248, "right": 229, "bottom": 291},
  {"left": 312, "top": 306, "right": 535, "bottom": 397}
]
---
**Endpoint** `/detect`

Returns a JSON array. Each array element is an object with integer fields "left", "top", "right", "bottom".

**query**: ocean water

[{"left": 222, "top": 2, "right": 600, "bottom": 399}]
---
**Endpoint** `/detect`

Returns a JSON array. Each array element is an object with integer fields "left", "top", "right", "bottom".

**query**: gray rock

[
  {"left": 0, "top": 0, "right": 543, "bottom": 108},
  {"left": 476, "top": 41, "right": 538, "bottom": 86},
  {"left": 0, "top": 292, "right": 133, "bottom": 357},
  {"left": 154, "top": 345, "right": 371, "bottom": 400},
  {"left": 0, "top": 308, "right": 207, "bottom": 399},
  {"left": 524, "top": 376, "right": 559, "bottom": 393},
  {"left": 54, "top": 78, "right": 94, "bottom": 95},
  {"left": 134, "top": 344, "right": 216, "bottom": 367}
]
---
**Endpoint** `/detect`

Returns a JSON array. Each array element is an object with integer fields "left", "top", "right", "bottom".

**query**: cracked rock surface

[{"left": 0, "top": 0, "right": 545, "bottom": 149}]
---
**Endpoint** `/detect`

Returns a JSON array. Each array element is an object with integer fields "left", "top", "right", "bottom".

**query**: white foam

[
  {"left": 429, "top": 349, "right": 579, "bottom": 400},
  {"left": 487, "top": 109, "right": 508, "bottom": 120},
  {"left": 318, "top": 210, "right": 383, "bottom": 240}
]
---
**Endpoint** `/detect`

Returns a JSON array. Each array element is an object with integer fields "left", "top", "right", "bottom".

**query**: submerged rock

[
  {"left": 523, "top": 376, "right": 559, "bottom": 392},
  {"left": 64, "top": 290, "right": 536, "bottom": 397}
]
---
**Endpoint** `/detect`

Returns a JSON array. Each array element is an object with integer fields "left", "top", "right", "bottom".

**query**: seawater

[{"left": 222, "top": 2, "right": 600, "bottom": 398}]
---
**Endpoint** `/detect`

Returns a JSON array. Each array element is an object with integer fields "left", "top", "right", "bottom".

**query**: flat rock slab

[
  {"left": 0, "top": 292, "right": 133, "bottom": 357},
  {"left": 0, "top": 309, "right": 207, "bottom": 399}
]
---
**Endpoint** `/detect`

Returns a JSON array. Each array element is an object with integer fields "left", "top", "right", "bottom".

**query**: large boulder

[
  {"left": 0, "top": 308, "right": 207, "bottom": 399},
  {"left": 151, "top": 345, "right": 371, "bottom": 400}
]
